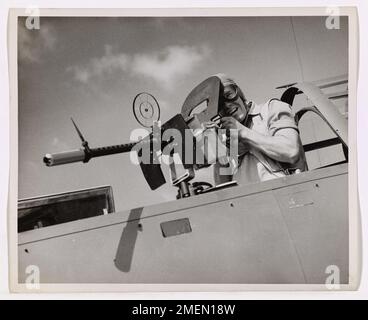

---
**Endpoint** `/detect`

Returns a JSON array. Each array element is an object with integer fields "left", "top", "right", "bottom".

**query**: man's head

[{"left": 214, "top": 73, "right": 251, "bottom": 123}]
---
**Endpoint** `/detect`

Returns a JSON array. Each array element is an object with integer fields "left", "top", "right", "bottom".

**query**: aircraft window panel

[
  {"left": 305, "top": 145, "right": 346, "bottom": 170},
  {"left": 297, "top": 111, "right": 346, "bottom": 170},
  {"left": 298, "top": 114, "right": 318, "bottom": 144}
]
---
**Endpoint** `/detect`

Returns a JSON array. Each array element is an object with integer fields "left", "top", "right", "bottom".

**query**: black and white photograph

[{"left": 7, "top": 7, "right": 360, "bottom": 291}]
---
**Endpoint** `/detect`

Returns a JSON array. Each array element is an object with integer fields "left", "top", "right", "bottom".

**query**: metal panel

[
  {"left": 160, "top": 218, "right": 192, "bottom": 238},
  {"left": 274, "top": 174, "right": 349, "bottom": 283},
  {"left": 18, "top": 165, "right": 348, "bottom": 284}
]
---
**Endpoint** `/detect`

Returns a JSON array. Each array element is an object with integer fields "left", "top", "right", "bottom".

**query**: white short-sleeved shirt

[{"left": 232, "top": 99, "right": 307, "bottom": 185}]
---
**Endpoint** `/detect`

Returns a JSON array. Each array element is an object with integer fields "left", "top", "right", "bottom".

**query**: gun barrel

[
  {"left": 44, "top": 142, "right": 139, "bottom": 167},
  {"left": 44, "top": 149, "right": 86, "bottom": 166},
  {"left": 90, "top": 142, "right": 137, "bottom": 158}
]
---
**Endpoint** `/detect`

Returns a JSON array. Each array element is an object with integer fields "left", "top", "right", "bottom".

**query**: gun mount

[{"left": 44, "top": 76, "right": 236, "bottom": 198}]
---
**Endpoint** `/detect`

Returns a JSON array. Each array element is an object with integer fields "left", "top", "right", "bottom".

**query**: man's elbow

[{"left": 285, "top": 146, "right": 300, "bottom": 164}]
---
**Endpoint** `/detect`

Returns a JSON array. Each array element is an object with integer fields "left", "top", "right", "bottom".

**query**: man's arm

[
  {"left": 213, "top": 127, "right": 300, "bottom": 183},
  {"left": 238, "top": 127, "right": 300, "bottom": 164},
  {"left": 220, "top": 99, "right": 302, "bottom": 165}
]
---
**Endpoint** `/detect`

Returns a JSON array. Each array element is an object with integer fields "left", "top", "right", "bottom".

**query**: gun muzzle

[{"left": 43, "top": 149, "right": 86, "bottom": 166}]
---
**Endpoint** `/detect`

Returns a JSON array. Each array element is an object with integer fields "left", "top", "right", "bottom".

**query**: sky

[{"left": 18, "top": 16, "right": 348, "bottom": 212}]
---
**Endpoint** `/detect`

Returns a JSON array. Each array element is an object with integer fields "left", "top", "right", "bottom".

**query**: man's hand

[
  {"left": 219, "top": 116, "right": 248, "bottom": 140},
  {"left": 219, "top": 116, "right": 246, "bottom": 132},
  {"left": 219, "top": 116, "right": 250, "bottom": 155}
]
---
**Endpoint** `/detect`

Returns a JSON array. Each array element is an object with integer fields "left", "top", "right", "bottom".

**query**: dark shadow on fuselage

[{"left": 114, "top": 206, "right": 144, "bottom": 272}]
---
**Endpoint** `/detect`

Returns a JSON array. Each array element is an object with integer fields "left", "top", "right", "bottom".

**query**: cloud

[
  {"left": 40, "top": 25, "right": 57, "bottom": 50},
  {"left": 131, "top": 45, "right": 211, "bottom": 89},
  {"left": 18, "top": 23, "right": 57, "bottom": 63},
  {"left": 50, "top": 137, "right": 71, "bottom": 152},
  {"left": 68, "top": 45, "right": 211, "bottom": 89},
  {"left": 67, "top": 45, "right": 129, "bottom": 84}
]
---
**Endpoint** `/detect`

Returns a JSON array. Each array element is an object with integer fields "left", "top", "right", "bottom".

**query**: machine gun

[{"left": 43, "top": 76, "right": 238, "bottom": 199}]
